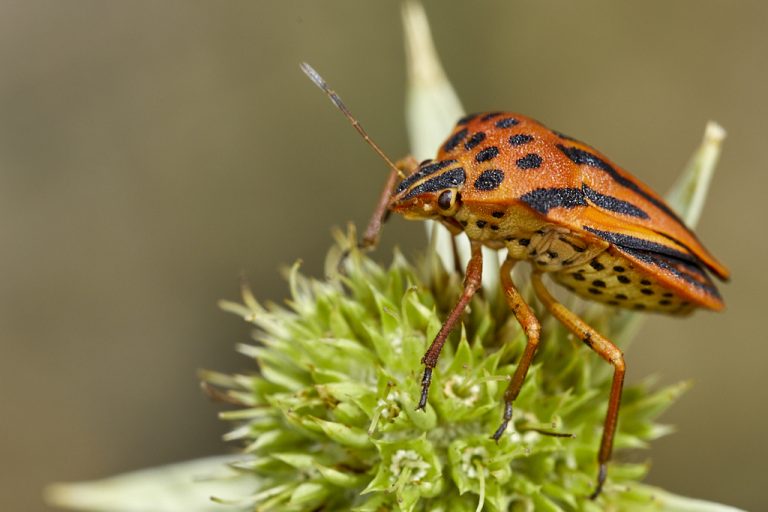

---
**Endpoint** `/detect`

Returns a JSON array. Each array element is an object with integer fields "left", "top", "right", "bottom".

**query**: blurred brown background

[{"left": 1, "top": 1, "right": 766, "bottom": 510}]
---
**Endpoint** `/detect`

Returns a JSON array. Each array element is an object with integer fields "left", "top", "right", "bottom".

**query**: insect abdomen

[{"left": 553, "top": 249, "right": 695, "bottom": 314}]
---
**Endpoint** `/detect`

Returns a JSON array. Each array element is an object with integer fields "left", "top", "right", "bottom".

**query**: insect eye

[{"left": 437, "top": 190, "right": 453, "bottom": 210}]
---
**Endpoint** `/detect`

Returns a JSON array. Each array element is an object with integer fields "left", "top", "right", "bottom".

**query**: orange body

[{"left": 389, "top": 112, "right": 728, "bottom": 313}]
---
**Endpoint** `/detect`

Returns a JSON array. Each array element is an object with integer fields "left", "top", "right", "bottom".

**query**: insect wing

[
  {"left": 522, "top": 137, "right": 729, "bottom": 310},
  {"left": 578, "top": 207, "right": 724, "bottom": 310}
]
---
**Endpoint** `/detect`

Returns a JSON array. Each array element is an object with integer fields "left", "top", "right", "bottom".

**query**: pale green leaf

[{"left": 45, "top": 456, "right": 254, "bottom": 512}]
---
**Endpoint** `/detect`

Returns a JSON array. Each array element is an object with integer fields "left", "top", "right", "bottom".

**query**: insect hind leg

[{"left": 531, "top": 271, "right": 625, "bottom": 500}]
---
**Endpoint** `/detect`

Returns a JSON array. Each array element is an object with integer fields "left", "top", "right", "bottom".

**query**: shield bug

[{"left": 300, "top": 63, "right": 728, "bottom": 499}]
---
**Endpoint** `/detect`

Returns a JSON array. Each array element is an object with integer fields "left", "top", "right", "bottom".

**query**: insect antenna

[{"left": 300, "top": 62, "right": 407, "bottom": 179}]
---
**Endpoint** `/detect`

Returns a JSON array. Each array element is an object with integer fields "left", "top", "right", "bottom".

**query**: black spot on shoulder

[
  {"left": 476, "top": 220, "right": 487, "bottom": 228},
  {"left": 592, "top": 279, "right": 607, "bottom": 288},
  {"left": 474, "top": 169, "right": 504, "bottom": 191},
  {"left": 476, "top": 146, "right": 499, "bottom": 163},
  {"left": 659, "top": 299, "right": 672, "bottom": 306},
  {"left": 457, "top": 113, "right": 478, "bottom": 125},
  {"left": 615, "top": 293, "right": 628, "bottom": 300},
  {"left": 481, "top": 112, "right": 503, "bottom": 121},
  {"left": 464, "top": 132, "right": 486, "bottom": 150},
  {"left": 492, "top": 211, "right": 504, "bottom": 218},
  {"left": 443, "top": 128, "right": 468, "bottom": 152},
  {"left": 662, "top": 292, "right": 674, "bottom": 298},
  {"left": 588, "top": 288, "right": 603, "bottom": 295},
  {"left": 572, "top": 273, "right": 585, "bottom": 281},
  {"left": 518, "top": 188, "right": 586, "bottom": 214},
  {"left": 617, "top": 275, "right": 631, "bottom": 284},
  {"left": 495, "top": 117, "right": 519, "bottom": 128},
  {"left": 582, "top": 184, "right": 649, "bottom": 219},
  {"left": 634, "top": 304, "right": 646, "bottom": 310},
  {"left": 613, "top": 265, "right": 626, "bottom": 272},
  {"left": 641, "top": 288, "right": 654, "bottom": 295},
  {"left": 516, "top": 153, "right": 543, "bottom": 169},
  {"left": 640, "top": 279, "right": 652, "bottom": 285},
  {"left": 509, "top": 134, "right": 534, "bottom": 146}
]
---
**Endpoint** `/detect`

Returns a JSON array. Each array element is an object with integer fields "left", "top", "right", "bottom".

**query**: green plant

[{"left": 204, "top": 228, "right": 686, "bottom": 511}]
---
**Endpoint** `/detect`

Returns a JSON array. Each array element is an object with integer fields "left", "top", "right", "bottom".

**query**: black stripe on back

[
  {"left": 653, "top": 230, "right": 727, "bottom": 280},
  {"left": 557, "top": 144, "right": 689, "bottom": 229},
  {"left": 396, "top": 159, "right": 457, "bottom": 193},
  {"left": 552, "top": 130, "right": 584, "bottom": 144},
  {"left": 402, "top": 168, "right": 466, "bottom": 199},
  {"left": 583, "top": 226, "right": 696, "bottom": 264},
  {"left": 617, "top": 246, "right": 721, "bottom": 299},
  {"left": 519, "top": 187, "right": 587, "bottom": 214},
  {"left": 582, "top": 184, "right": 649, "bottom": 219}
]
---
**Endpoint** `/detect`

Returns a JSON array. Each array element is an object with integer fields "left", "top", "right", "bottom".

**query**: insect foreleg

[
  {"left": 417, "top": 240, "right": 483, "bottom": 410},
  {"left": 531, "top": 271, "right": 625, "bottom": 500},
  {"left": 492, "top": 257, "right": 542, "bottom": 441}
]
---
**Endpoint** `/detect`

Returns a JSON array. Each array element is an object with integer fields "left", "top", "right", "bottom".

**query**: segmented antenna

[{"left": 300, "top": 62, "right": 406, "bottom": 179}]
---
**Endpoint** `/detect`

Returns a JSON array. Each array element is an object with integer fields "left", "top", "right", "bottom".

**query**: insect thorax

[
  {"left": 450, "top": 203, "right": 693, "bottom": 314},
  {"left": 452, "top": 203, "right": 606, "bottom": 271}
]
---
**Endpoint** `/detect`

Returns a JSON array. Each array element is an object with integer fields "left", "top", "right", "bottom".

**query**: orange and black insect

[{"left": 301, "top": 63, "right": 728, "bottom": 499}]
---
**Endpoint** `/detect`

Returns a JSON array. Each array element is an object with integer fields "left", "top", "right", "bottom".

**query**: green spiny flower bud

[{"left": 206, "top": 231, "right": 688, "bottom": 511}]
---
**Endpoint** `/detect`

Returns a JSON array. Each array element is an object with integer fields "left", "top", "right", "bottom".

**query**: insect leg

[
  {"left": 359, "top": 156, "right": 419, "bottom": 249},
  {"left": 531, "top": 271, "right": 625, "bottom": 500},
  {"left": 417, "top": 240, "right": 483, "bottom": 410},
  {"left": 491, "top": 257, "right": 541, "bottom": 440}
]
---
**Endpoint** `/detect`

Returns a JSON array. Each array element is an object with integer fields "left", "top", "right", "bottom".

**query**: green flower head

[{"left": 206, "top": 227, "right": 688, "bottom": 512}]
